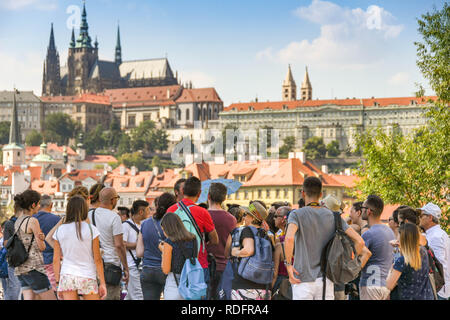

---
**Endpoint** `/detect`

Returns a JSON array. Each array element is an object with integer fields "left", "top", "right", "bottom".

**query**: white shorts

[{"left": 291, "top": 277, "right": 334, "bottom": 300}]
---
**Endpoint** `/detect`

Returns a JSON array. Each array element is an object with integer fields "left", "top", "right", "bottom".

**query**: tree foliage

[
  {"left": 44, "top": 113, "right": 80, "bottom": 146},
  {"left": 0, "top": 121, "right": 10, "bottom": 145},
  {"left": 326, "top": 140, "right": 341, "bottom": 157},
  {"left": 303, "top": 136, "right": 327, "bottom": 160},
  {"left": 129, "top": 120, "right": 169, "bottom": 154},
  {"left": 25, "top": 129, "right": 43, "bottom": 146},
  {"left": 119, "top": 152, "right": 147, "bottom": 171},
  {"left": 279, "top": 136, "right": 296, "bottom": 158}
]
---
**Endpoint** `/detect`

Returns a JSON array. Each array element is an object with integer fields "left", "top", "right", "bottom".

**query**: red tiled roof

[
  {"left": 104, "top": 85, "right": 182, "bottom": 107},
  {"left": 60, "top": 169, "right": 104, "bottom": 182},
  {"left": 148, "top": 169, "right": 178, "bottom": 190},
  {"left": 224, "top": 96, "right": 438, "bottom": 112},
  {"left": 31, "top": 179, "right": 59, "bottom": 195},
  {"left": 329, "top": 174, "right": 360, "bottom": 189},
  {"left": 73, "top": 93, "right": 111, "bottom": 105},
  {"left": 84, "top": 155, "right": 118, "bottom": 163},
  {"left": 0, "top": 166, "right": 42, "bottom": 186},
  {"left": 26, "top": 144, "right": 77, "bottom": 157},
  {"left": 40, "top": 96, "right": 77, "bottom": 103},
  {"left": 175, "top": 88, "right": 222, "bottom": 103},
  {"left": 105, "top": 170, "right": 154, "bottom": 194}
]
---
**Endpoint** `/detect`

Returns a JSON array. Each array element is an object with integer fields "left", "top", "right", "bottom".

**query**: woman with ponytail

[
  {"left": 136, "top": 192, "right": 176, "bottom": 300},
  {"left": 386, "top": 223, "right": 434, "bottom": 300}
]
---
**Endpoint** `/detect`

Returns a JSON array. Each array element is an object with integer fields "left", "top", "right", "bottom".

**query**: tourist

[
  {"left": 174, "top": 178, "right": 186, "bottom": 202},
  {"left": 137, "top": 192, "right": 176, "bottom": 300},
  {"left": 122, "top": 200, "right": 148, "bottom": 300},
  {"left": 229, "top": 201, "right": 275, "bottom": 300},
  {"left": 419, "top": 203, "right": 450, "bottom": 300},
  {"left": 13, "top": 190, "right": 55, "bottom": 300},
  {"left": 206, "top": 183, "right": 237, "bottom": 300},
  {"left": 1, "top": 202, "right": 22, "bottom": 300},
  {"left": 284, "top": 177, "right": 370, "bottom": 300},
  {"left": 166, "top": 177, "right": 218, "bottom": 292},
  {"left": 397, "top": 207, "right": 427, "bottom": 246},
  {"left": 227, "top": 205, "right": 245, "bottom": 226},
  {"left": 386, "top": 222, "right": 434, "bottom": 300},
  {"left": 52, "top": 196, "right": 106, "bottom": 300},
  {"left": 160, "top": 212, "right": 199, "bottom": 300},
  {"left": 87, "top": 187, "right": 129, "bottom": 300},
  {"left": 359, "top": 195, "right": 396, "bottom": 300},
  {"left": 117, "top": 207, "right": 130, "bottom": 223},
  {"left": 33, "top": 195, "right": 61, "bottom": 293},
  {"left": 88, "top": 183, "right": 105, "bottom": 212},
  {"left": 272, "top": 206, "right": 291, "bottom": 293}
]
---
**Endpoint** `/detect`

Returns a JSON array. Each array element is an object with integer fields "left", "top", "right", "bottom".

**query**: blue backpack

[
  {"left": 175, "top": 241, "right": 207, "bottom": 300},
  {"left": 236, "top": 226, "right": 274, "bottom": 285},
  {"left": 0, "top": 247, "right": 9, "bottom": 279}
]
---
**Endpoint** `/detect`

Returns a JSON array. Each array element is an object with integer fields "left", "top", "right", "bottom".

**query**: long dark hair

[
  {"left": 65, "top": 196, "right": 88, "bottom": 241},
  {"left": 89, "top": 183, "right": 105, "bottom": 204},
  {"left": 154, "top": 192, "right": 176, "bottom": 220},
  {"left": 14, "top": 190, "right": 41, "bottom": 211},
  {"left": 160, "top": 212, "right": 196, "bottom": 243}
]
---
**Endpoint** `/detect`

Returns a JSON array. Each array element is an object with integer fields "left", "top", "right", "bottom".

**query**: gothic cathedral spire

[
  {"left": 301, "top": 66, "right": 312, "bottom": 101},
  {"left": 115, "top": 24, "right": 122, "bottom": 65},
  {"left": 282, "top": 64, "right": 297, "bottom": 101},
  {"left": 42, "top": 23, "right": 61, "bottom": 96},
  {"left": 76, "top": 0, "right": 92, "bottom": 48}
]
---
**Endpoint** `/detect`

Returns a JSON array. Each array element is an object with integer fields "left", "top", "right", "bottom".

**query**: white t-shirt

[
  {"left": 88, "top": 207, "right": 123, "bottom": 267},
  {"left": 122, "top": 219, "right": 141, "bottom": 268},
  {"left": 53, "top": 222, "right": 100, "bottom": 280}
]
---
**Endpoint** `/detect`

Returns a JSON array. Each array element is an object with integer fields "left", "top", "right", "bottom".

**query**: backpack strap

[
  {"left": 177, "top": 201, "right": 205, "bottom": 254},
  {"left": 90, "top": 208, "right": 97, "bottom": 227},
  {"left": 24, "top": 217, "right": 35, "bottom": 254},
  {"left": 122, "top": 220, "right": 141, "bottom": 268}
]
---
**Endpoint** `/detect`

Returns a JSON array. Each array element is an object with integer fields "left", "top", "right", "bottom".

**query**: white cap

[{"left": 420, "top": 203, "right": 441, "bottom": 219}]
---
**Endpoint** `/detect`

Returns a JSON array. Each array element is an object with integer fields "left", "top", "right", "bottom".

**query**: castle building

[{"left": 42, "top": 2, "right": 178, "bottom": 96}]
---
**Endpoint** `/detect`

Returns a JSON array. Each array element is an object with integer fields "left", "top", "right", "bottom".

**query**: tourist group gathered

[{"left": 0, "top": 176, "right": 449, "bottom": 301}]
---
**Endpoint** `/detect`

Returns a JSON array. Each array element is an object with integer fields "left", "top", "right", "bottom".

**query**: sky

[{"left": 0, "top": 0, "right": 445, "bottom": 106}]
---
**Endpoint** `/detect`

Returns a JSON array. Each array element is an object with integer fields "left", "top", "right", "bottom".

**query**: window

[
  {"left": 178, "top": 109, "right": 181, "bottom": 120},
  {"left": 143, "top": 114, "right": 150, "bottom": 122},
  {"left": 186, "top": 109, "right": 190, "bottom": 121},
  {"left": 76, "top": 105, "right": 81, "bottom": 113},
  {"left": 244, "top": 191, "right": 248, "bottom": 200},
  {"left": 128, "top": 115, "right": 136, "bottom": 127},
  {"left": 266, "top": 189, "right": 270, "bottom": 198},
  {"left": 276, "top": 189, "right": 280, "bottom": 198},
  {"left": 258, "top": 189, "right": 262, "bottom": 198}
]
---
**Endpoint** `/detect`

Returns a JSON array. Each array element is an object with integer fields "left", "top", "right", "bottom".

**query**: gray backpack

[{"left": 320, "top": 211, "right": 361, "bottom": 299}]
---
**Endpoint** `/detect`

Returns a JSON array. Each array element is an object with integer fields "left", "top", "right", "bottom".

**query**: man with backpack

[
  {"left": 166, "top": 177, "right": 218, "bottom": 295},
  {"left": 419, "top": 203, "right": 450, "bottom": 300},
  {"left": 284, "top": 177, "right": 370, "bottom": 300},
  {"left": 122, "top": 200, "right": 148, "bottom": 300}
]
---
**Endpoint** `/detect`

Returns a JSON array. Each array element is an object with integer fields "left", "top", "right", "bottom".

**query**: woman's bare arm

[{"left": 161, "top": 242, "right": 173, "bottom": 275}]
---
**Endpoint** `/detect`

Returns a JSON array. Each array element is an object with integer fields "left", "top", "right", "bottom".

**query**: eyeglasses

[
  {"left": 274, "top": 215, "right": 285, "bottom": 218},
  {"left": 112, "top": 195, "right": 120, "bottom": 200},
  {"left": 360, "top": 206, "right": 370, "bottom": 211}
]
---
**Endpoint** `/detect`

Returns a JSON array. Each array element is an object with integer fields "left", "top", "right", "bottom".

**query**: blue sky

[{"left": 0, "top": 0, "right": 445, "bottom": 105}]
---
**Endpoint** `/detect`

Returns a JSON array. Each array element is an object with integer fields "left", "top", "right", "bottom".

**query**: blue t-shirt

[
  {"left": 34, "top": 211, "right": 61, "bottom": 265},
  {"left": 360, "top": 224, "right": 396, "bottom": 287},
  {"left": 393, "top": 247, "right": 434, "bottom": 300},
  {"left": 141, "top": 217, "right": 167, "bottom": 269}
]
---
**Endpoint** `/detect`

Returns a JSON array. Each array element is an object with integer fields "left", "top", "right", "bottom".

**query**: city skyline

[{"left": 0, "top": 0, "right": 445, "bottom": 105}]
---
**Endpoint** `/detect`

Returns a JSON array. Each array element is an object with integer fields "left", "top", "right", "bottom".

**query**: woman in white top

[{"left": 53, "top": 196, "right": 107, "bottom": 300}]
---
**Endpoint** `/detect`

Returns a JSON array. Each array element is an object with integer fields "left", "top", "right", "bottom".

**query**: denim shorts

[{"left": 18, "top": 270, "right": 52, "bottom": 294}]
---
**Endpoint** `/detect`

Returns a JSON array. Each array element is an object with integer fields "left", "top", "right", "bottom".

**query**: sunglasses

[{"left": 274, "top": 215, "right": 285, "bottom": 218}]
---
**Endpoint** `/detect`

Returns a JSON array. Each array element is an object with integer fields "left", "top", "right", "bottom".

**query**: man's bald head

[{"left": 99, "top": 188, "right": 118, "bottom": 205}]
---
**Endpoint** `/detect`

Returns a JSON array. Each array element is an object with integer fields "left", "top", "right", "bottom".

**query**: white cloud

[
  {"left": 257, "top": 0, "right": 404, "bottom": 70},
  {"left": 388, "top": 72, "right": 410, "bottom": 86},
  {"left": 0, "top": 0, "right": 58, "bottom": 11},
  {"left": 0, "top": 51, "right": 43, "bottom": 94}
]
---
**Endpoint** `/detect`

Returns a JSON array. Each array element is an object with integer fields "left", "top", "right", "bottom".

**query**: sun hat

[
  {"left": 247, "top": 201, "right": 268, "bottom": 222},
  {"left": 420, "top": 203, "right": 441, "bottom": 219},
  {"left": 321, "top": 195, "right": 341, "bottom": 212}
]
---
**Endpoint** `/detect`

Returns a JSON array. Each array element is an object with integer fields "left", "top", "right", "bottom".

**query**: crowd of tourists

[{"left": 0, "top": 176, "right": 449, "bottom": 301}]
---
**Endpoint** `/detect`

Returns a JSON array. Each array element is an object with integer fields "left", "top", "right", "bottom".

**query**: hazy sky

[{"left": 0, "top": 0, "right": 445, "bottom": 105}]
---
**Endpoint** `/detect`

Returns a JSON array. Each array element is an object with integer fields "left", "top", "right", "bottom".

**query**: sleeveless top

[
  {"left": 165, "top": 238, "right": 196, "bottom": 275},
  {"left": 14, "top": 216, "right": 46, "bottom": 276},
  {"left": 141, "top": 217, "right": 166, "bottom": 269}
]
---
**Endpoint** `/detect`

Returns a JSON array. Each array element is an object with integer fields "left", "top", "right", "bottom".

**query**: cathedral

[{"left": 42, "top": 2, "right": 178, "bottom": 96}]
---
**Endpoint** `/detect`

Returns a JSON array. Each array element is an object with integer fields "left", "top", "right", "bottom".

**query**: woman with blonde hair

[{"left": 386, "top": 223, "right": 434, "bottom": 300}]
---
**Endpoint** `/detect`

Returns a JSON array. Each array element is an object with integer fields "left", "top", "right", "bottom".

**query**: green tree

[
  {"left": 44, "top": 113, "right": 80, "bottom": 145},
  {"left": 103, "top": 116, "right": 122, "bottom": 151},
  {"left": 279, "top": 136, "right": 296, "bottom": 158},
  {"left": 130, "top": 120, "right": 156, "bottom": 152},
  {"left": 302, "top": 136, "right": 327, "bottom": 160},
  {"left": 117, "top": 133, "right": 132, "bottom": 156},
  {"left": 84, "top": 125, "right": 106, "bottom": 155},
  {"left": 326, "top": 141, "right": 341, "bottom": 157},
  {"left": 415, "top": 2, "right": 450, "bottom": 103},
  {"left": 151, "top": 155, "right": 162, "bottom": 168},
  {"left": 153, "top": 129, "right": 169, "bottom": 154},
  {"left": 119, "top": 152, "right": 147, "bottom": 171},
  {"left": 356, "top": 3, "right": 450, "bottom": 232},
  {"left": 25, "top": 129, "right": 43, "bottom": 146},
  {"left": 0, "top": 121, "right": 10, "bottom": 145}
]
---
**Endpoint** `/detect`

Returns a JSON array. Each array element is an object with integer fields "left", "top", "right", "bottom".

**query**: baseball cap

[{"left": 420, "top": 203, "right": 441, "bottom": 219}]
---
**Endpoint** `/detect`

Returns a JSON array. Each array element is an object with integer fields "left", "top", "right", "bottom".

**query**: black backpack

[
  {"left": 5, "top": 217, "right": 35, "bottom": 268},
  {"left": 425, "top": 244, "right": 445, "bottom": 292}
]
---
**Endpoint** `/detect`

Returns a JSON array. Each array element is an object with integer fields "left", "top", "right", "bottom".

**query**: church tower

[
  {"left": 66, "top": 1, "right": 98, "bottom": 95},
  {"left": 115, "top": 25, "right": 122, "bottom": 65},
  {"left": 3, "top": 89, "right": 25, "bottom": 166},
  {"left": 300, "top": 66, "right": 312, "bottom": 101},
  {"left": 282, "top": 64, "right": 297, "bottom": 101},
  {"left": 42, "top": 23, "right": 62, "bottom": 96}
]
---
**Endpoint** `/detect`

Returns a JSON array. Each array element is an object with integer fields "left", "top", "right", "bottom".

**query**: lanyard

[{"left": 306, "top": 202, "right": 321, "bottom": 207}]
